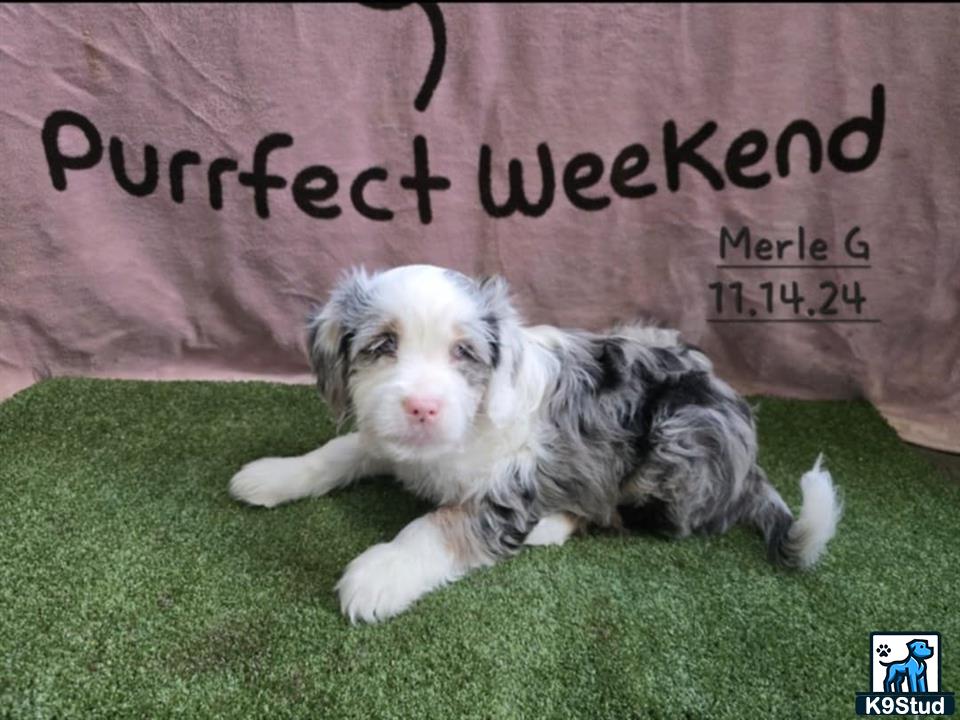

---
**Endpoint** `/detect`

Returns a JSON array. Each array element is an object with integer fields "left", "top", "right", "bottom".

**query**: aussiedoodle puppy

[{"left": 229, "top": 265, "right": 842, "bottom": 623}]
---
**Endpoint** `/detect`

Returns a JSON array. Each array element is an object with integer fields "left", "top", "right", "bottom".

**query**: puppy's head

[{"left": 307, "top": 265, "right": 521, "bottom": 460}]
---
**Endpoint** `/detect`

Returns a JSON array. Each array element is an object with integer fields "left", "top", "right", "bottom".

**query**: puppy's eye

[
  {"left": 363, "top": 332, "right": 398, "bottom": 356},
  {"left": 452, "top": 341, "right": 478, "bottom": 362}
]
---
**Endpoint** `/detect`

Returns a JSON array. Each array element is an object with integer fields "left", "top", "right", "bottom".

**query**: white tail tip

[{"left": 789, "top": 455, "right": 843, "bottom": 568}]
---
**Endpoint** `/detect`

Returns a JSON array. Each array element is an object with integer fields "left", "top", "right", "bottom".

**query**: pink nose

[{"left": 402, "top": 396, "right": 443, "bottom": 423}]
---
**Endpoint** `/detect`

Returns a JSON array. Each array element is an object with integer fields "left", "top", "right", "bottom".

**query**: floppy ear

[
  {"left": 305, "top": 268, "right": 372, "bottom": 419},
  {"left": 477, "top": 275, "right": 524, "bottom": 427}
]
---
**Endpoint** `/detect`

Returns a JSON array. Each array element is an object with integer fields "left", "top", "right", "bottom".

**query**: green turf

[{"left": 1, "top": 378, "right": 957, "bottom": 719}]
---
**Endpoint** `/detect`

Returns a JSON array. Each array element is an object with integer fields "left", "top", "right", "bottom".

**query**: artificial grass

[{"left": 0, "top": 378, "right": 957, "bottom": 720}]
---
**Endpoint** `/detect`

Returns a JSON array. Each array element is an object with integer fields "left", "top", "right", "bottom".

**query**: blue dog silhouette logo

[
  {"left": 879, "top": 638, "right": 934, "bottom": 693},
  {"left": 856, "top": 632, "right": 955, "bottom": 716}
]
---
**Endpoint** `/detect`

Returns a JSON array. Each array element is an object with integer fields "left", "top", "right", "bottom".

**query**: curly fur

[{"left": 229, "top": 265, "right": 842, "bottom": 623}]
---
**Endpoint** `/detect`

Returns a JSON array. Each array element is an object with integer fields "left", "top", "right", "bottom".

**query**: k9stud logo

[{"left": 856, "top": 632, "right": 955, "bottom": 716}]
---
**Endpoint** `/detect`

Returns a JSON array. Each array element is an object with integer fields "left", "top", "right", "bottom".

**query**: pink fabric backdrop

[{"left": 1, "top": 3, "right": 958, "bottom": 450}]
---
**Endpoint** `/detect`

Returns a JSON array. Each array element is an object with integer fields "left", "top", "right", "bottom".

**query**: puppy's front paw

[
  {"left": 228, "top": 456, "right": 312, "bottom": 508},
  {"left": 335, "top": 543, "right": 424, "bottom": 623},
  {"left": 336, "top": 532, "right": 461, "bottom": 624}
]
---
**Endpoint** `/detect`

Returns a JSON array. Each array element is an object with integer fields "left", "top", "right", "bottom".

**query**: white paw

[
  {"left": 336, "top": 516, "right": 461, "bottom": 623},
  {"left": 524, "top": 513, "right": 576, "bottom": 546},
  {"left": 228, "top": 456, "right": 314, "bottom": 508},
  {"left": 334, "top": 543, "right": 431, "bottom": 623}
]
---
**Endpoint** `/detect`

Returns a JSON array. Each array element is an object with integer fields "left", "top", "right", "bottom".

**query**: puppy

[{"left": 229, "top": 265, "right": 842, "bottom": 623}]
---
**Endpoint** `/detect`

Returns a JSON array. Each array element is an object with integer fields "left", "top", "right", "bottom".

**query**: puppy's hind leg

[
  {"left": 524, "top": 513, "right": 581, "bottom": 547},
  {"left": 229, "top": 433, "right": 390, "bottom": 508}
]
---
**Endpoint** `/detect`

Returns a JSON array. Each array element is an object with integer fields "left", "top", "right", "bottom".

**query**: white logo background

[{"left": 872, "top": 633, "right": 941, "bottom": 693}]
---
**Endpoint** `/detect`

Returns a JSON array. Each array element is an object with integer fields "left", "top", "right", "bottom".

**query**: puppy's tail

[{"left": 747, "top": 455, "right": 842, "bottom": 569}]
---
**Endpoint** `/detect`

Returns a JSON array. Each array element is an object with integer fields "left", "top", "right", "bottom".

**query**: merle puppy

[{"left": 229, "top": 265, "right": 842, "bottom": 623}]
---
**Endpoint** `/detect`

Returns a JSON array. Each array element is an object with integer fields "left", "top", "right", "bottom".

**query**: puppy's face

[{"left": 308, "top": 266, "right": 518, "bottom": 461}]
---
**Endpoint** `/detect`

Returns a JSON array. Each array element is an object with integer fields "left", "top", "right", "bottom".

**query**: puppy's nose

[{"left": 402, "top": 396, "right": 443, "bottom": 423}]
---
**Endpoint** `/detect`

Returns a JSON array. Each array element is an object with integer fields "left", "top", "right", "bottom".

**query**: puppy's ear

[
  {"left": 306, "top": 268, "right": 373, "bottom": 418},
  {"left": 477, "top": 275, "right": 523, "bottom": 427}
]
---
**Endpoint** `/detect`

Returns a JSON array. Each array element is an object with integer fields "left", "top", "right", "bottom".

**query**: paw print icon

[{"left": 876, "top": 643, "right": 892, "bottom": 658}]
